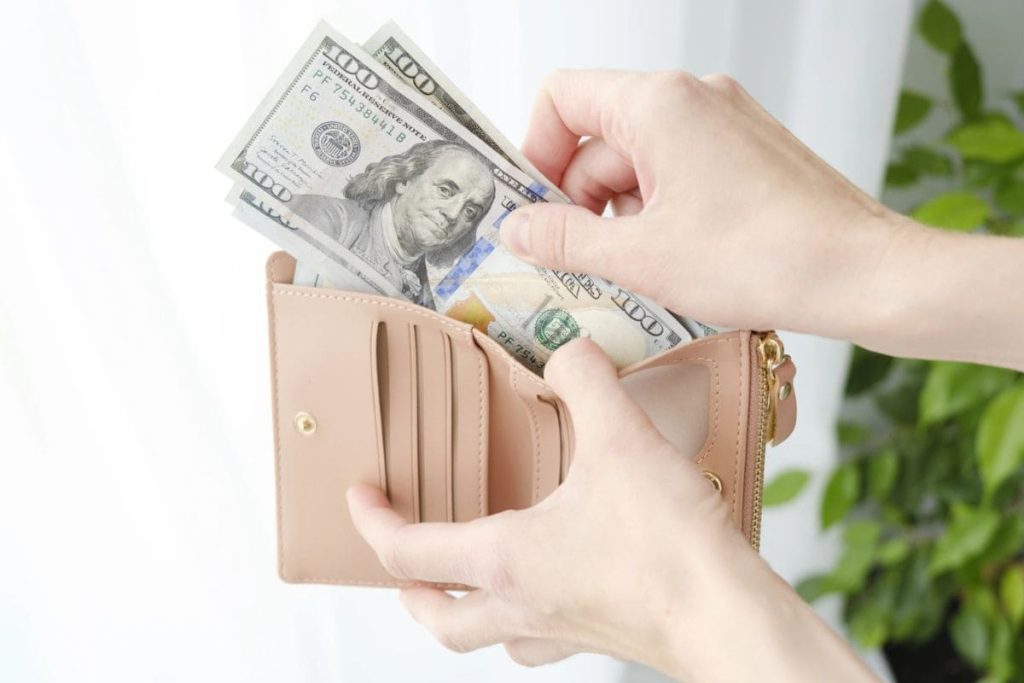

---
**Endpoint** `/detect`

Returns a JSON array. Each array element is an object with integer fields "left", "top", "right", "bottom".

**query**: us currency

[
  {"left": 219, "top": 21, "right": 698, "bottom": 371},
  {"left": 363, "top": 20, "right": 569, "bottom": 203},
  {"left": 288, "top": 22, "right": 566, "bottom": 288}
]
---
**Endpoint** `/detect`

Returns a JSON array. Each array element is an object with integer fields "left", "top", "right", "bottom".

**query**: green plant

[{"left": 763, "top": 2, "right": 1024, "bottom": 680}]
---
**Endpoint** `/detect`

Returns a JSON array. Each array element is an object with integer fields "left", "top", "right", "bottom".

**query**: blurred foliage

[{"left": 765, "top": 1, "right": 1024, "bottom": 679}]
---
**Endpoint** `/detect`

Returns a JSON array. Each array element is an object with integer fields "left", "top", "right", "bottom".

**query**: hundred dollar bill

[
  {"left": 218, "top": 21, "right": 696, "bottom": 371},
  {"left": 231, "top": 185, "right": 369, "bottom": 291},
  {"left": 362, "top": 20, "right": 569, "bottom": 203}
]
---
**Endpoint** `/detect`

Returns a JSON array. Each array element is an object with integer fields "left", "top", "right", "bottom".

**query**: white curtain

[{"left": 0, "top": 1, "right": 909, "bottom": 680}]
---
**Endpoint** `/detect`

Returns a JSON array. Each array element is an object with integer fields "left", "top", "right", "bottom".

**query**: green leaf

[
  {"left": 876, "top": 538, "right": 911, "bottom": 566},
  {"left": 919, "top": 361, "right": 1017, "bottom": 424},
  {"left": 876, "top": 381, "right": 923, "bottom": 425},
  {"left": 844, "top": 346, "right": 894, "bottom": 396},
  {"left": 929, "top": 504, "right": 1001, "bottom": 574},
  {"left": 890, "top": 549, "right": 950, "bottom": 641},
  {"left": 795, "top": 574, "right": 833, "bottom": 603},
  {"left": 867, "top": 448, "right": 900, "bottom": 500},
  {"left": 950, "top": 602, "right": 989, "bottom": 668},
  {"left": 963, "top": 159, "right": 1011, "bottom": 189},
  {"left": 950, "top": 42, "right": 983, "bottom": 120},
  {"left": 974, "top": 515, "right": 1024, "bottom": 568},
  {"left": 828, "top": 521, "right": 881, "bottom": 593},
  {"left": 762, "top": 469, "right": 811, "bottom": 507},
  {"left": 893, "top": 90, "right": 933, "bottom": 134},
  {"left": 848, "top": 600, "right": 889, "bottom": 649},
  {"left": 837, "top": 421, "right": 869, "bottom": 446},
  {"left": 885, "top": 162, "right": 919, "bottom": 188},
  {"left": 985, "top": 615, "right": 1015, "bottom": 681},
  {"left": 821, "top": 461, "right": 861, "bottom": 530},
  {"left": 947, "top": 118, "right": 1024, "bottom": 163},
  {"left": 911, "top": 191, "right": 988, "bottom": 231},
  {"left": 976, "top": 385, "right": 1024, "bottom": 498},
  {"left": 999, "top": 564, "right": 1024, "bottom": 628},
  {"left": 918, "top": 0, "right": 962, "bottom": 54},
  {"left": 903, "top": 145, "right": 954, "bottom": 176},
  {"left": 994, "top": 178, "right": 1024, "bottom": 215}
]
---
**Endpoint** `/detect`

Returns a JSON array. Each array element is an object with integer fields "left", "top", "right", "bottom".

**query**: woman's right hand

[{"left": 500, "top": 69, "right": 1024, "bottom": 371}]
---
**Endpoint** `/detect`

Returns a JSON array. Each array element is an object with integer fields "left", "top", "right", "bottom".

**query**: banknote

[
  {"left": 218, "top": 21, "right": 697, "bottom": 371},
  {"left": 362, "top": 21, "right": 569, "bottom": 203},
  {"left": 248, "top": 21, "right": 561, "bottom": 290}
]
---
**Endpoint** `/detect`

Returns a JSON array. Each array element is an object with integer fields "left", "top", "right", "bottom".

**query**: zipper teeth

[{"left": 750, "top": 339, "right": 772, "bottom": 552}]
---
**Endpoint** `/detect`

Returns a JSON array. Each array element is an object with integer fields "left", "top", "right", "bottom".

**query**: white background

[{"left": 2, "top": 0, "right": 980, "bottom": 680}]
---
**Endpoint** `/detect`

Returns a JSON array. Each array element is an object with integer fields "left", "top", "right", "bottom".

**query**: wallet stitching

[
  {"left": 285, "top": 577, "right": 470, "bottom": 588},
  {"left": 511, "top": 369, "right": 543, "bottom": 505},
  {"left": 475, "top": 351, "right": 485, "bottom": 518},
  {"left": 731, "top": 337, "right": 743, "bottom": 522},
  {"left": 273, "top": 288, "right": 473, "bottom": 337},
  {"left": 268, "top": 260, "right": 288, "bottom": 581}
]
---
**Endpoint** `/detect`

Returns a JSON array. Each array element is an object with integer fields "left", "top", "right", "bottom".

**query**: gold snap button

[
  {"left": 778, "top": 382, "right": 792, "bottom": 401},
  {"left": 702, "top": 471, "right": 722, "bottom": 493},
  {"left": 294, "top": 412, "right": 317, "bottom": 436}
]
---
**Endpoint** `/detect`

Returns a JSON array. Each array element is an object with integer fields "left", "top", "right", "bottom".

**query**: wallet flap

[{"left": 267, "top": 254, "right": 488, "bottom": 587}]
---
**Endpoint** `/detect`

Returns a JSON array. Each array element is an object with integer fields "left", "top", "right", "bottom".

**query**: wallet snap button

[
  {"left": 702, "top": 471, "right": 722, "bottom": 494},
  {"left": 294, "top": 411, "right": 317, "bottom": 436}
]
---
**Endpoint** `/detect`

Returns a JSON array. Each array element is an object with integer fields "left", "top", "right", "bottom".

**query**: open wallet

[{"left": 265, "top": 251, "right": 798, "bottom": 589}]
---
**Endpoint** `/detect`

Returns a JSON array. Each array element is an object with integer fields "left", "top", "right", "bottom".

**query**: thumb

[
  {"left": 544, "top": 338, "right": 659, "bottom": 444},
  {"left": 500, "top": 203, "right": 629, "bottom": 277}
]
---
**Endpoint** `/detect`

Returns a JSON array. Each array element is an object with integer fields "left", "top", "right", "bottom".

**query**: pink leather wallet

[{"left": 265, "top": 251, "right": 798, "bottom": 588}]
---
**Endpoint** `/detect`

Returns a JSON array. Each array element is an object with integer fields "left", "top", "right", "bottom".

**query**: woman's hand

[
  {"left": 347, "top": 339, "right": 878, "bottom": 682},
  {"left": 500, "top": 70, "right": 1024, "bottom": 371}
]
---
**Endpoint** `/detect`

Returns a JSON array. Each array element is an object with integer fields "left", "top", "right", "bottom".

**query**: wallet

[{"left": 265, "top": 251, "right": 798, "bottom": 589}]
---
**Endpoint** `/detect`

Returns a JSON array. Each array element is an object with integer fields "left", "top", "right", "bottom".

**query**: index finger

[{"left": 521, "top": 69, "right": 640, "bottom": 187}]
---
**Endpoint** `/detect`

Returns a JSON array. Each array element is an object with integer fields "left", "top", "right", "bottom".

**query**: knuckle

[
  {"left": 379, "top": 546, "right": 407, "bottom": 579},
  {"left": 656, "top": 69, "right": 702, "bottom": 98},
  {"left": 379, "top": 529, "right": 411, "bottom": 579},
  {"left": 702, "top": 72, "right": 743, "bottom": 96},
  {"left": 529, "top": 208, "right": 569, "bottom": 266},
  {"left": 475, "top": 525, "right": 518, "bottom": 597}
]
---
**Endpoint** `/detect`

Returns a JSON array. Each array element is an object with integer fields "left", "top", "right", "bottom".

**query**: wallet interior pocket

[{"left": 374, "top": 319, "right": 489, "bottom": 526}]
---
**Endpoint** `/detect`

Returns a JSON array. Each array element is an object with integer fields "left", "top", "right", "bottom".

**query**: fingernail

[{"left": 501, "top": 209, "right": 531, "bottom": 257}]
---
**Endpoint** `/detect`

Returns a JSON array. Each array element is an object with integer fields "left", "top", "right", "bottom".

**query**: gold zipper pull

[{"left": 757, "top": 333, "right": 787, "bottom": 444}]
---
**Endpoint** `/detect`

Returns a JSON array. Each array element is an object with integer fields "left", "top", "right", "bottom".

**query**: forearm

[
  {"left": 805, "top": 211, "right": 1024, "bottom": 371},
  {"left": 645, "top": 547, "right": 878, "bottom": 683}
]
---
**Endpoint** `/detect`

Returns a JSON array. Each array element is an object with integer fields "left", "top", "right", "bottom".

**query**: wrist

[
  {"left": 649, "top": 544, "right": 877, "bottom": 682},
  {"left": 781, "top": 202, "right": 907, "bottom": 344},
  {"left": 845, "top": 214, "right": 1024, "bottom": 370}
]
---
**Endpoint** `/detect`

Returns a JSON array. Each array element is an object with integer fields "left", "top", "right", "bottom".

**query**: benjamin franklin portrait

[{"left": 290, "top": 139, "right": 496, "bottom": 309}]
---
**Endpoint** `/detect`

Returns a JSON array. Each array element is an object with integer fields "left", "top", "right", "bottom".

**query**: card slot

[
  {"left": 370, "top": 321, "right": 389, "bottom": 497},
  {"left": 537, "top": 396, "right": 570, "bottom": 485},
  {"left": 409, "top": 323, "right": 422, "bottom": 524},
  {"left": 375, "top": 320, "right": 418, "bottom": 525},
  {"left": 448, "top": 331, "right": 488, "bottom": 522},
  {"left": 442, "top": 332, "right": 454, "bottom": 522},
  {"left": 415, "top": 324, "right": 453, "bottom": 523}
]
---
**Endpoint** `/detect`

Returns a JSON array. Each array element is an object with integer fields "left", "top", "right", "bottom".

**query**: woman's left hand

[{"left": 346, "top": 338, "right": 876, "bottom": 682}]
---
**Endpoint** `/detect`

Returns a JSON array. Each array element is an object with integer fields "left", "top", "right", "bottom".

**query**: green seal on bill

[{"left": 534, "top": 308, "right": 580, "bottom": 351}]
